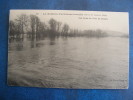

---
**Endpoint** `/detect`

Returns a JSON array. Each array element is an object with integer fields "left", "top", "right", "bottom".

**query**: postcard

[{"left": 8, "top": 10, "right": 129, "bottom": 89}]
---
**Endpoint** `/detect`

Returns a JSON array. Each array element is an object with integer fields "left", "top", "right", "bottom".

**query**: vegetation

[{"left": 9, "top": 14, "right": 109, "bottom": 41}]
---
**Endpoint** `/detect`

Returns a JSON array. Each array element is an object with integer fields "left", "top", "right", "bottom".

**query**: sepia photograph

[{"left": 8, "top": 10, "right": 129, "bottom": 89}]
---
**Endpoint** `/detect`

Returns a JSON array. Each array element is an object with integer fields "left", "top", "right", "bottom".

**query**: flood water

[{"left": 8, "top": 37, "right": 129, "bottom": 89}]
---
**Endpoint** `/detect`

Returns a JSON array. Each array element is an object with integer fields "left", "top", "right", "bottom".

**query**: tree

[
  {"left": 49, "top": 18, "right": 57, "bottom": 32},
  {"left": 37, "top": 22, "right": 47, "bottom": 38},
  {"left": 30, "top": 15, "right": 40, "bottom": 38},
  {"left": 57, "top": 22, "right": 62, "bottom": 34},
  {"left": 9, "top": 20, "right": 16, "bottom": 37},
  {"left": 15, "top": 14, "right": 29, "bottom": 38},
  {"left": 62, "top": 24, "right": 69, "bottom": 36}
]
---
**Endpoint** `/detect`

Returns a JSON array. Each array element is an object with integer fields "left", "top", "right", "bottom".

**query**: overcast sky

[{"left": 10, "top": 10, "right": 129, "bottom": 34}]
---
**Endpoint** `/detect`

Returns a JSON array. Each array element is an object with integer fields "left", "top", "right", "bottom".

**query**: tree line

[{"left": 9, "top": 14, "right": 108, "bottom": 40}]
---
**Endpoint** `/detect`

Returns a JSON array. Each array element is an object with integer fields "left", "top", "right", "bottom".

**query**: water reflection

[
  {"left": 9, "top": 36, "right": 24, "bottom": 43},
  {"left": 16, "top": 41, "right": 24, "bottom": 51},
  {"left": 8, "top": 36, "right": 128, "bottom": 88},
  {"left": 49, "top": 37, "right": 56, "bottom": 45},
  {"left": 9, "top": 36, "right": 52, "bottom": 51},
  {"left": 30, "top": 41, "right": 36, "bottom": 48}
]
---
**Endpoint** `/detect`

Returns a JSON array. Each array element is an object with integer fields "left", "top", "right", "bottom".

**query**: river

[{"left": 8, "top": 37, "right": 128, "bottom": 89}]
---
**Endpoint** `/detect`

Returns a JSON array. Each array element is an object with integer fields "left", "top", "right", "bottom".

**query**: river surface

[{"left": 8, "top": 37, "right": 128, "bottom": 89}]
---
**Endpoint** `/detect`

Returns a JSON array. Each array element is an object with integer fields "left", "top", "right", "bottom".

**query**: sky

[{"left": 10, "top": 10, "right": 129, "bottom": 34}]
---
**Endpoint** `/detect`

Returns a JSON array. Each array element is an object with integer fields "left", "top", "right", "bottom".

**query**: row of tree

[{"left": 9, "top": 14, "right": 108, "bottom": 40}]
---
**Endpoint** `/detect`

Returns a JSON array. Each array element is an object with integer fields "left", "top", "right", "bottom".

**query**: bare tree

[
  {"left": 62, "top": 24, "right": 69, "bottom": 36},
  {"left": 9, "top": 20, "right": 16, "bottom": 38},
  {"left": 38, "top": 22, "right": 47, "bottom": 38},
  {"left": 15, "top": 14, "right": 29, "bottom": 38},
  {"left": 49, "top": 18, "right": 57, "bottom": 32},
  {"left": 57, "top": 22, "right": 62, "bottom": 34},
  {"left": 30, "top": 15, "right": 40, "bottom": 38}
]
